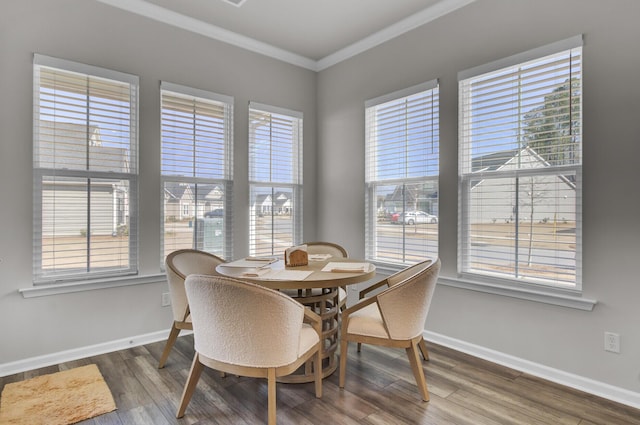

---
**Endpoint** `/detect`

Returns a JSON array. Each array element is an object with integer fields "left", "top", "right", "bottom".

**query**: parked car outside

[
  {"left": 390, "top": 212, "right": 401, "bottom": 223},
  {"left": 399, "top": 211, "right": 438, "bottom": 225},
  {"left": 204, "top": 208, "right": 224, "bottom": 218}
]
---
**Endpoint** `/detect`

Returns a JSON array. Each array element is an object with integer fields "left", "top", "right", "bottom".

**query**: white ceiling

[{"left": 96, "top": 0, "right": 475, "bottom": 71}]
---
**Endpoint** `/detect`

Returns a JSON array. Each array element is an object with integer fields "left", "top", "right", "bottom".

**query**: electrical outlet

[
  {"left": 604, "top": 332, "right": 620, "bottom": 353},
  {"left": 161, "top": 292, "right": 171, "bottom": 307}
]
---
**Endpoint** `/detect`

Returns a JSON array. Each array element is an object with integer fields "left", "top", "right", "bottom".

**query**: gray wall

[
  {"left": 0, "top": 0, "right": 317, "bottom": 364},
  {"left": 317, "top": 0, "right": 640, "bottom": 394}
]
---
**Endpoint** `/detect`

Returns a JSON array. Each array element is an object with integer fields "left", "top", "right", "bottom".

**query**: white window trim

[
  {"left": 249, "top": 101, "right": 303, "bottom": 120},
  {"left": 365, "top": 79, "right": 438, "bottom": 109},
  {"left": 365, "top": 79, "right": 439, "bottom": 265},
  {"left": 161, "top": 81, "right": 234, "bottom": 106},
  {"left": 32, "top": 54, "right": 140, "bottom": 285},
  {"left": 457, "top": 35, "right": 584, "bottom": 294},
  {"left": 438, "top": 274, "right": 596, "bottom": 311},
  {"left": 34, "top": 54, "right": 139, "bottom": 86},
  {"left": 160, "top": 82, "right": 234, "bottom": 262},
  {"left": 20, "top": 274, "right": 166, "bottom": 298},
  {"left": 458, "top": 35, "right": 583, "bottom": 81},
  {"left": 366, "top": 262, "right": 595, "bottom": 310},
  {"left": 248, "top": 102, "right": 303, "bottom": 255}
]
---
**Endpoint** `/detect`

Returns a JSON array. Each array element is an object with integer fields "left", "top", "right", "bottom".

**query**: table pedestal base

[{"left": 277, "top": 286, "right": 339, "bottom": 383}]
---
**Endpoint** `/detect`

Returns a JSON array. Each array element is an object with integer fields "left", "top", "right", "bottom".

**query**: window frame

[
  {"left": 248, "top": 102, "right": 303, "bottom": 257},
  {"left": 457, "top": 35, "right": 583, "bottom": 292},
  {"left": 32, "top": 54, "right": 139, "bottom": 285},
  {"left": 364, "top": 80, "right": 440, "bottom": 269},
  {"left": 160, "top": 82, "right": 234, "bottom": 263}
]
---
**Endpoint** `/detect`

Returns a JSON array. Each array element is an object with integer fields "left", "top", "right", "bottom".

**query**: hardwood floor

[{"left": 2, "top": 336, "right": 639, "bottom": 424}]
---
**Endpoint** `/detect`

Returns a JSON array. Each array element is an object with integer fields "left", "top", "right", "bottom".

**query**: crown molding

[
  {"left": 95, "top": 0, "right": 317, "bottom": 70},
  {"left": 316, "top": 0, "right": 476, "bottom": 71},
  {"left": 95, "top": 0, "right": 476, "bottom": 72}
]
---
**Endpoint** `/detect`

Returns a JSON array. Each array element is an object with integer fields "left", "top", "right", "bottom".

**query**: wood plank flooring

[{"left": 2, "top": 335, "right": 639, "bottom": 424}]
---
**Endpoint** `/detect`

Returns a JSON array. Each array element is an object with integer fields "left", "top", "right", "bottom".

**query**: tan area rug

[{"left": 0, "top": 364, "right": 116, "bottom": 425}]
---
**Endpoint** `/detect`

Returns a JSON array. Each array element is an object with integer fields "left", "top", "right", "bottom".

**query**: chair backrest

[
  {"left": 165, "top": 249, "right": 225, "bottom": 322},
  {"left": 185, "top": 275, "right": 306, "bottom": 368},
  {"left": 305, "top": 241, "right": 348, "bottom": 258},
  {"left": 386, "top": 258, "right": 434, "bottom": 287},
  {"left": 377, "top": 258, "right": 441, "bottom": 340}
]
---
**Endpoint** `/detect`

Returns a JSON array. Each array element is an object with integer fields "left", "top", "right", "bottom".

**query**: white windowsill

[
  {"left": 19, "top": 273, "right": 167, "bottom": 298},
  {"left": 437, "top": 275, "right": 597, "bottom": 311}
]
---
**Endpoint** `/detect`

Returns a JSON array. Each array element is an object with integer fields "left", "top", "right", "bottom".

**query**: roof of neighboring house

[
  {"left": 164, "top": 183, "right": 224, "bottom": 202},
  {"left": 274, "top": 195, "right": 291, "bottom": 208},
  {"left": 253, "top": 192, "right": 293, "bottom": 208},
  {"left": 385, "top": 185, "right": 418, "bottom": 204},
  {"left": 274, "top": 191, "right": 291, "bottom": 199},
  {"left": 472, "top": 148, "right": 522, "bottom": 172},
  {"left": 254, "top": 194, "right": 272, "bottom": 205},
  {"left": 164, "top": 182, "right": 191, "bottom": 201},
  {"left": 470, "top": 146, "right": 576, "bottom": 189}
]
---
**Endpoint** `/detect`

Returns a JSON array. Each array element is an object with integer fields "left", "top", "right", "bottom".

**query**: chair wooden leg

[
  {"left": 339, "top": 338, "right": 348, "bottom": 388},
  {"left": 158, "top": 323, "right": 181, "bottom": 369},
  {"left": 418, "top": 337, "right": 429, "bottom": 361},
  {"left": 176, "top": 354, "right": 204, "bottom": 418},
  {"left": 357, "top": 342, "right": 362, "bottom": 352},
  {"left": 267, "top": 368, "right": 277, "bottom": 425},
  {"left": 406, "top": 340, "right": 429, "bottom": 402},
  {"left": 314, "top": 346, "right": 322, "bottom": 398}
]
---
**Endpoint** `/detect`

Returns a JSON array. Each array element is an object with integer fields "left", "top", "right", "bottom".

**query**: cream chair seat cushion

[
  {"left": 345, "top": 302, "right": 388, "bottom": 339},
  {"left": 299, "top": 324, "right": 320, "bottom": 354},
  {"left": 338, "top": 287, "right": 347, "bottom": 303}
]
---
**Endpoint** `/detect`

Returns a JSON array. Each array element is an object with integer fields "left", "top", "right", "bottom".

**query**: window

[
  {"left": 458, "top": 35, "right": 582, "bottom": 289},
  {"left": 161, "top": 82, "right": 233, "bottom": 262},
  {"left": 248, "top": 102, "right": 302, "bottom": 256},
  {"left": 33, "top": 55, "right": 139, "bottom": 284},
  {"left": 365, "top": 80, "right": 439, "bottom": 266}
]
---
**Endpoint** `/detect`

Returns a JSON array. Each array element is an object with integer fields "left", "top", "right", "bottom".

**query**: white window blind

[
  {"left": 33, "top": 54, "right": 139, "bottom": 284},
  {"left": 458, "top": 35, "right": 582, "bottom": 289},
  {"left": 365, "top": 80, "right": 439, "bottom": 265},
  {"left": 161, "top": 82, "right": 234, "bottom": 262},
  {"left": 248, "top": 102, "right": 302, "bottom": 257}
]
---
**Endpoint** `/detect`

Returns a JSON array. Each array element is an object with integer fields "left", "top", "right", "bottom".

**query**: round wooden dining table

[{"left": 216, "top": 257, "right": 376, "bottom": 383}]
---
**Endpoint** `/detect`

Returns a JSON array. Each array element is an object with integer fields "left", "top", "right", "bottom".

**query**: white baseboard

[
  {"left": 0, "top": 329, "right": 189, "bottom": 377},
  {"left": 424, "top": 330, "right": 640, "bottom": 410}
]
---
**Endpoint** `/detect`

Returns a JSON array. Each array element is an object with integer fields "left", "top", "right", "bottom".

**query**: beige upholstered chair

[
  {"left": 357, "top": 259, "right": 437, "bottom": 360},
  {"left": 177, "top": 275, "right": 323, "bottom": 425},
  {"left": 339, "top": 258, "right": 441, "bottom": 401},
  {"left": 158, "top": 249, "right": 225, "bottom": 369},
  {"left": 304, "top": 241, "right": 349, "bottom": 310},
  {"left": 306, "top": 241, "right": 348, "bottom": 258}
]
